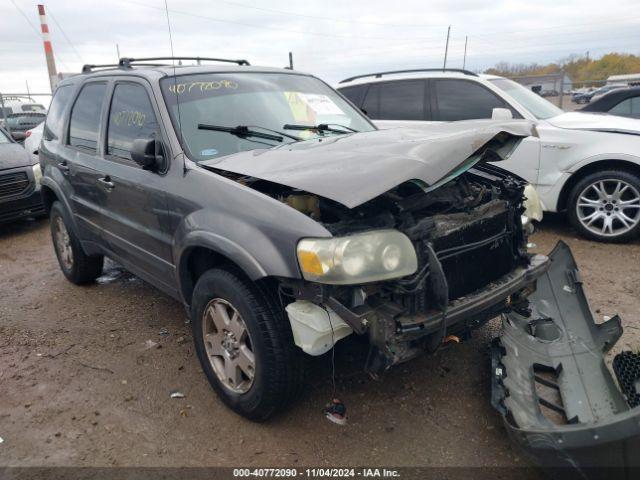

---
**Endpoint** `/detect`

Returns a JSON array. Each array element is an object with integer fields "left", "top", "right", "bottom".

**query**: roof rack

[
  {"left": 119, "top": 56, "right": 250, "bottom": 68},
  {"left": 82, "top": 56, "right": 251, "bottom": 74},
  {"left": 339, "top": 68, "right": 478, "bottom": 84},
  {"left": 82, "top": 63, "right": 121, "bottom": 73}
]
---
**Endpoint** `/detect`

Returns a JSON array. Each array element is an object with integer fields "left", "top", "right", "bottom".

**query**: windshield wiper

[
  {"left": 283, "top": 123, "right": 358, "bottom": 134},
  {"left": 197, "top": 124, "right": 301, "bottom": 142}
]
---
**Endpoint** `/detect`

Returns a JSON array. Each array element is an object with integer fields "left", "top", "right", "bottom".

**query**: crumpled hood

[
  {"left": 0, "top": 143, "right": 33, "bottom": 171},
  {"left": 547, "top": 111, "right": 640, "bottom": 135},
  {"left": 201, "top": 120, "right": 536, "bottom": 208}
]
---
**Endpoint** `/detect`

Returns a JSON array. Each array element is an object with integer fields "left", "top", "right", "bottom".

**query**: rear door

[
  {"left": 93, "top": 79, "right": 174, "bottom": 286},
  {"left": 64, "top": 81, "right": 110, "bottom": 242},
  {"left": 361, "top": 79, "right": 429, "bottom": 126}
]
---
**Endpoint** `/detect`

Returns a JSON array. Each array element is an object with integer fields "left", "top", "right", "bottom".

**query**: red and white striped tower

[{"left": 37, "top": 4, "right": 58, "bottom": 92}]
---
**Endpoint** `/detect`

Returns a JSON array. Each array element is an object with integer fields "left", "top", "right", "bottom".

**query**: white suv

[{"left": 337, "top": 69, "right": 640, "bottom": 243}]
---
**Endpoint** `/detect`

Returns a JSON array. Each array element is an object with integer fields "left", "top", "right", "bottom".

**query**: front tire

[
  {"left": 191, "top": 268, "right": 304, "bottom": 421},
  {"left": 50, "top": 201, "right": 104, "bottom": 284},
  {"left": 567, "top": 170, "right": 640, "bottom": 242}
]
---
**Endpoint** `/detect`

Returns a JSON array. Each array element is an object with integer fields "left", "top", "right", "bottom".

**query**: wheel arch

[
  {"left": 39, "top": 178, "right": 82, "bottom": 237},
  {"left": 176, "top": 235, "right": 275, "bottom": 307},
  {"left": 40, "top": 184, "right": 58, "bottom": 214},
  {"left": 557, "top": 159, "right": 640, "bottom": 211}
]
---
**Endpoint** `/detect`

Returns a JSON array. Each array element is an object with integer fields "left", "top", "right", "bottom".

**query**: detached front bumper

[{"left": 492, "top": 241, "right": 640, "bottom": 477}]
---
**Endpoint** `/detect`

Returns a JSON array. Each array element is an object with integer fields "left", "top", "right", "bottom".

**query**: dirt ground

[{"left": 1, "top": 214, "right": 639, "bottom": 472}]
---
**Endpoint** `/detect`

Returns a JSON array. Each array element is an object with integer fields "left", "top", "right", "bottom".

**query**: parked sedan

[
  {"left": 0, "top": 126, "right": 45, "bottom": 223},
  {"left": 581, "top": 86, "right": 640, "bottom": 119},
  {"left": 573, "top": 85, "right": 625, "bottom": 104}
]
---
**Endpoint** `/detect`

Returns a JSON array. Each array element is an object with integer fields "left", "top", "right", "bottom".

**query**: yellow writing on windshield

[{"left": 168, "top": 80, "right": 239, "bottom": 95}]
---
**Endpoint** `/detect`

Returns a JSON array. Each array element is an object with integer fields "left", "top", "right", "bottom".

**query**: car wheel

[
  {"left": 191, "top": 268, "right": 305, "bottom": 421},
  {"left": 567, "top": 170, "right": 640, "bottom": 242},
  {"left": 50, "top": 201, "right": 104, "bottom": 283}
]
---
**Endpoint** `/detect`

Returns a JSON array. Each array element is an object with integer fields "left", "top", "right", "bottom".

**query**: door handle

[
  {"left": 97, "top": 177, "right": 115, "bottom": 190},
  {"left": 58, "top": 161, "right": 70, "bottom": 174}
]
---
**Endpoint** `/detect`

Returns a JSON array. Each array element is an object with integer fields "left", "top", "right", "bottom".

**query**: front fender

[
  {"left": 173, "top": 205, "right": 330, "bottom": 285},
  {"left": 175, "top": 229, "right": 270, "bottom": 282}
]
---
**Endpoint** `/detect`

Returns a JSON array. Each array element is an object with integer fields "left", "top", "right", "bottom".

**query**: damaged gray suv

[{"left": 40, "top": 59, "right": 639, "bottom": 468}]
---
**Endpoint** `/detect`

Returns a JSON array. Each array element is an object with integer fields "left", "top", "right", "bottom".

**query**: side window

[
  {"left": 106, "top": 83, "right": 160, "bottom": 162},
  {"left": 43, "top": 85, "right": 73, "bottom": 141},
  {"left": 434, "top": 79, "right": 509, "bottom": 121},
  {"left": 378, "top": 80, "right": 426, "bottom": 120},
  {"left": 339, "top": 85, "right": 366, "bottom": 108},
  {"left": 362, "top": 84, "right": 380, "bottom": 119},
  {"left": 69, "top": 83, "right": 107, "bottom": 151},
  {"left": 609, "top": 98, "right": 632, "bottom": 117},
  {"left": 632, "top": 97, "right": 640, "bottom": 118}
]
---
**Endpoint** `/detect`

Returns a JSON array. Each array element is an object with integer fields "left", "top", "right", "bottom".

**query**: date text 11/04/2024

[{"left": 233, "top": 468, "right": 401, "bottom": 478}]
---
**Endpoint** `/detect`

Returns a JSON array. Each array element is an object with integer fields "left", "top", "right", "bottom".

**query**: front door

[{"left": 92, "top": 80, "right": 174, "bottom": 288}]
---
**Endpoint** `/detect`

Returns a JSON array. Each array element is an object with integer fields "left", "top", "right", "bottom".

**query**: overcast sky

[{"left": 1, "top": 0, "right": 639, "bottom": 97}]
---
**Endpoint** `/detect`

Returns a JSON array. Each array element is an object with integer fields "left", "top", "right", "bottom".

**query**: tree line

[{"left": 484, "top": 53, "right": 640, "bottom": 86}]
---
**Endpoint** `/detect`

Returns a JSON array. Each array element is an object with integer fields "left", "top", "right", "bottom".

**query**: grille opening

[
  {"left": 0, "top": 171, "right": 30, "bottom": 199},
  {"left": 613, "top": 351, "right": 640, "bottom": 408},
  {"left": 533, "top": 364, "right": 575, "bottom": 425}
]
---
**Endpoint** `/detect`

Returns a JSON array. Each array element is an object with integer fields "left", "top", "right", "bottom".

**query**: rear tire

[
  {"left": 191, "top": 268, "right": 305, "bottom": 421},
  {"left": 50, "top": 201, "right": 104, "bottom": 284},
  {"left": 567, "top": 170, "right": 640, "bottom": 243}
]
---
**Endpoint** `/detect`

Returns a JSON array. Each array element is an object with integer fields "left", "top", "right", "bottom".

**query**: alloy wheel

[
  {"left": 202, "top": 298, "right": 255, "bottom": 394},
  {"left": 576, "top": 179, "right": 640, "bottom": 237},
  {"left": 54, "top": 216, "right": 74, "bottom": 270}
]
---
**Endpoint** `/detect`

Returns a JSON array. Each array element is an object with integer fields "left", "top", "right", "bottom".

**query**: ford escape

[{"left": 38, "top": 58, "right": 639, "bottom": 472}]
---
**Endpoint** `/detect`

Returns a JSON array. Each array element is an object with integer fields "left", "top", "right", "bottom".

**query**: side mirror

[
  {"left": 491, "top": 108, "right": 513, "bottom": 120},
  {"left": 131, "top": 138, "right": 164, "bottom": 171}
]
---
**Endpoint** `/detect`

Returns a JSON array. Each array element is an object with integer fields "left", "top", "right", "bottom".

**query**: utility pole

[
  {"left": 116, "top": 43, "right": 121, "bottom": 60},
  {"left": 443, "top": 25, "right": 451, "bottom": 71},
  {"left": 559, "top": 70, "right": 565, "bottom": 109},
  {"left": 462, "top": 36, "right": 468, "bottom": 70},
  {"left": 25, "top": 81, "right": 32, "bottom": 102},
  {"left": 288, "top": 51, "right": 294, "bottom": 70},
  {"left": 37, "top": 4, "right": 58, "bottom": 92}
]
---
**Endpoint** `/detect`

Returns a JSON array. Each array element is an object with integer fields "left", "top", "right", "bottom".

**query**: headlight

[
  {"left": 297, "top": 230, "right": 418, "bottom": 285},
  {"left": 31, "top": 164, "right": 42, "bottom": 190}
]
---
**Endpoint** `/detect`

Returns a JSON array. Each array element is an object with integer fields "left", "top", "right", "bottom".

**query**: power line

[
  {"left": 117, "top": 0, "right": 449, "bottom": 42},
  {"left": 47, "top": 9, "right": 84, "bottom": 63},
  {"left": 210, "top": 0, "right": 448, "bottom": 28},
  {"left": 7, "top": 0, "right": 70, "bottom": 72},
  {"left": 471, "top": 15, "right": 640, "bottom": 40}
]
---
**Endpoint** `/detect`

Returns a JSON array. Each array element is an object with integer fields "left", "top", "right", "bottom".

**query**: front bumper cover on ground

[{"left": 492, "top": 241, "right": 640, "bottom": 478}]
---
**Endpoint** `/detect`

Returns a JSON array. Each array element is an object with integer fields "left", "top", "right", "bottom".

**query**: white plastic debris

[
  {"left": 285, "top": 301, "right": 353, "bottom": 356},
  {"left": 170, "top": 390, "right": 185, "bottom": 399},
  {"left": 0, "top": 436, "right": 4, "bottom": 444},
  {"left": 563, "top": 285, "right": 574, "bottom": 293},
  {"left": 144, "top": 339, "right": 159, "bottom": 350},
  {"left": 603, "top": 315, "right": 611, "bottom": 321}
]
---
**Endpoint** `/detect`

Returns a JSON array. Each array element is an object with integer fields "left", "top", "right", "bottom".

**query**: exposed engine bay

[{"left": 211, "top": 161, "right": 547, "bottom": 373}]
